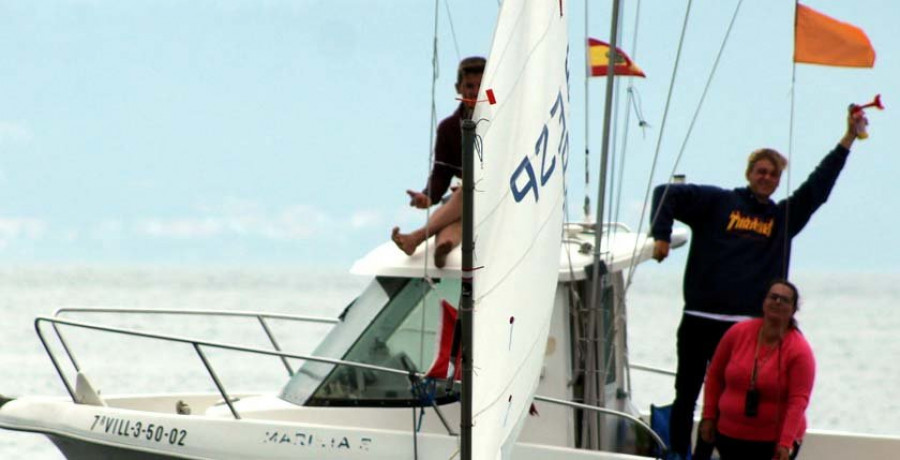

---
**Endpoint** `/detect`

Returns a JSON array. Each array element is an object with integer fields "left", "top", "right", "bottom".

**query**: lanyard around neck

[{"left": 750, "top": 325, "right": 781, "bottom": 389}]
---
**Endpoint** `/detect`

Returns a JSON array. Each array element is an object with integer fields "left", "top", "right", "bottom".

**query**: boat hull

[
  {"left": 48, "top": 433, "right": 183, "bottom": 460},
  {"left": 0, "top": 395, "right": 650, "bottom": 460},
  {"left": 8, "top": 394, "right": 900, "bottom": 460}
]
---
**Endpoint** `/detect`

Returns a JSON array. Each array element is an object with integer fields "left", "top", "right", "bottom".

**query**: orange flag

[
  {"left": 588, "top": 38, "right": 645, "bottom": 77},
  {"left": 794, "top": 3, "right": 875, "bottom": 68}
]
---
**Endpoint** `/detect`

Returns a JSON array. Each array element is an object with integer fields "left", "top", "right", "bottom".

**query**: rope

[{"left": 612, "top": 0, "right": 646, "bottom": 229}]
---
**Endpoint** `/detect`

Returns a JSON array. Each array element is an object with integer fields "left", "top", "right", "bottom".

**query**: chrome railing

[
  {"left": 35, "top": 315, "right": 409, "bottom": 420},
  {"left": 36, "top": 309, "right": 671, "bottom": 450},
  {"left": 533, "top": 394, "right": 667, "bottom": 458},
  {"left": 52, "top": 307, "right": 338, "bottom": 377},
  {"left": 629, "top": 362, "right": 677, "bottom": 377}
]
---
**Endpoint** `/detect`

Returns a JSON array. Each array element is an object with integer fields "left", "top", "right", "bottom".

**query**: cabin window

[{"left": 305, "top": 277, "right": 461, "bottom": 407}]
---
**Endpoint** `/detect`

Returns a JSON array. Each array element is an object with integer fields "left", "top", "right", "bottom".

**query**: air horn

[{"left": 850, "top": 94, "right": 884, "bottom": 140}]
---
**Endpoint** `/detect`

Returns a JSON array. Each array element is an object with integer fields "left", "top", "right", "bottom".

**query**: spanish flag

[
  {"left": 588, "top": 38, "right": 645, "bottom": 77},
  {"left": 794, "top": 3, "right": 875, "bottom": 68}
]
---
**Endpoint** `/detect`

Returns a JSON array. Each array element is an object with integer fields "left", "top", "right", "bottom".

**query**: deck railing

[
  {"left": 35, "top": 313, "right": 408, "bottom": 420},
  {"left": 52, "top": 307, "right": 338, "bottom": 377},
  {"left": 36, "top": 309, "right": 669, "bottom": 455},
  {"left": 533, "top": 394, "right": 667, "bottom": 458}
]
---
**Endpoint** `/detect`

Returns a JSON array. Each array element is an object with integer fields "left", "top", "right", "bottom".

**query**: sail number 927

[
  {"left": 510, "top": 89, "right": 569, "bottom": 203},
  {"left": 90, "top": 415, "right": 187, "bottom": 446}
]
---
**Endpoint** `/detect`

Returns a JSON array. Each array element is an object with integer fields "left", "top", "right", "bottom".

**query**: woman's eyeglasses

[{"left": 766, "top": 292, "right": 793, "bottom": 305}]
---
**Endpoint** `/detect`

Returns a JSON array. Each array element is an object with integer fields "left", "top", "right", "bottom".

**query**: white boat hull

[
  {"left": 0, "top": 394, "right": 648, "bottom": 460},
  {"left": 7, "top": 392, "right": 900, "bottom": 459}
]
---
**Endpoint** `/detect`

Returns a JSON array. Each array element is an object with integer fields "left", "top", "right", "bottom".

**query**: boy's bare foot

[
  {"left": 434, "top": 240, "right": 454, "bottom": 268},
  {"left": 391, "top": 227, "right": 419, "bottom": 256}
]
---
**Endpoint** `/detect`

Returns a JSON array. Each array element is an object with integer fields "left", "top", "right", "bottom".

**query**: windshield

[{"left": 281, "top": 276, "right": 461, "bottom": 407}]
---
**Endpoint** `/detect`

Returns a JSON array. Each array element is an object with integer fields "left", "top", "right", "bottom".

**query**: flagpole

[
  {"left": 588, "top": 0, "right": 624, "bottom": 450},
  {"left": 784, "top": 0, "right": 799, "bottom": 277}
]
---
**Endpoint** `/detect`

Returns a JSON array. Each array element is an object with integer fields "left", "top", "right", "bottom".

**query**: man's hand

[
  {"left": 406, "top": 190, "right": 432, "bottom": 209},
  {"left": 841, "top": 104, "right": 865, "bottom": 149},
  {"left": 698, "top": 419, "right": 715, "bottom": 444},
  {"left": 652, "top": 240, "right": 670, "bottom": 262}
]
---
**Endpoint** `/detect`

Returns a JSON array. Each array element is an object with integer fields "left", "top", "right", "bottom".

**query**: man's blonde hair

[{"left": 746, "top": 148, "right": 788, "bottom": 176}]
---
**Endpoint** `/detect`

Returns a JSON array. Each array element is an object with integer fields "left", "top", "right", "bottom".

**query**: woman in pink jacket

[{"left": 699, "top": 279, "right": 815, "bottom": 460}]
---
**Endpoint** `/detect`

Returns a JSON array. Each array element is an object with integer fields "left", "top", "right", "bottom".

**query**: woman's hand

[
  {"left": 773, "top": 445, "right": 790, "bottom": 460},
  {"left": 698, "top": 418, "right": 715, "bottom": 444}
]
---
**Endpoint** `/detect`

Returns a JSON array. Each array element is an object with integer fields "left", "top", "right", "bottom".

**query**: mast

[
  {"left": 459, "top": 118, "right": 476, "bottom": 460},
  {"left": 587, "top": 0, "right": 624, "bottom": 447}
]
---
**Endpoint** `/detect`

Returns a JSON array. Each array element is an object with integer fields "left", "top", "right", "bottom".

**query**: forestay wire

[
  {"left": 413, "top": 0, "right": 445, "bottom": 394},
  {"left": 595, "top": 0, "right": 747, "bottom": 403}
]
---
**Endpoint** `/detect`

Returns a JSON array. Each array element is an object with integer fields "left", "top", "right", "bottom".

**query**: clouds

[
  {"left": 136, "top": 217, "right": 222, "bottom": 239},
  {"left": 0, "top": 121, "right": 33, "bottom": 146},
  {"left": 134, "top": 199, "right": 330, "bottom": 240},
  {"left": 0, "top": 218, "right": 47, "bottom": 249},
  {"left": 0, "top": 200, "right": 386, "bottom": 259},
  {"left": 350, "top": 210, "right": 382, "bottom": 230},
  {"left": 135, "top": 203, "right": 328, "bottom": 240}
]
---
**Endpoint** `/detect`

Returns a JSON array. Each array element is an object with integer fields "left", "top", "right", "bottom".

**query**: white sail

[{"left": 471, "top": 0, "right": 569, "bottom": 458}]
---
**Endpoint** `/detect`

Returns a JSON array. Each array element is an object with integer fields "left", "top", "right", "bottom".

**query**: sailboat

[
  {"left": 0, "top": 1, "right": 675, "bottom": 459},
  {"left": 1, "top": 1, "right": 897, "bottom": 460}
]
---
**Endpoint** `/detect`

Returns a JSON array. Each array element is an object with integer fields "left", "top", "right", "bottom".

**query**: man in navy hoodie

[{"left": 651, "top": 106, "right": 866, "bottom": 459}]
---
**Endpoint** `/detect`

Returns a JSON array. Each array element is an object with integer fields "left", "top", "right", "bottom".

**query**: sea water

[{"left": 0, "top": 266, "right": 897, "bottom": 458}]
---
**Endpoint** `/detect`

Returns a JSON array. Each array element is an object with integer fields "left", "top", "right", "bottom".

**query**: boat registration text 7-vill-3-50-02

[{"left": 90, "top": 414, "right": 188, "bottom": 446}]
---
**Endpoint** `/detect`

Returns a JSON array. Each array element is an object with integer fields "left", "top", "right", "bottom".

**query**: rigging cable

[
  {"left": 444, "top": 0, "right": 462, "bottom": 62},
  {"left": 623, "top": 0, "right": 745, "bottom": 294},
  {"left": 605, "top": 57, "right": 621, "bottom": 244},
  {"left": 612, "top": 0, "right": 645, "bottom": 229},
  {"left": 582, "top": 0, "right": 592, "bottom": 221},
  {"left": 783, "top": 0, "right": 800, "bottom": 278},
  {"left": 603, "top": 0, "right": 747, "bottom": 397},
  {"left": 415, "top": 0, "right": 445, "bottom": 386},
  {"left": 574, "top": 1, "right": 595, "bottom": 446},
  {"left": 620, "top": 0, "right": 695, "bottom": 292}
]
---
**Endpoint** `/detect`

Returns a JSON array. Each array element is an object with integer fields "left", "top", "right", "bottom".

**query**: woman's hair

[{"left": 768, "top": 278, "right": 800, "bottom": 329}]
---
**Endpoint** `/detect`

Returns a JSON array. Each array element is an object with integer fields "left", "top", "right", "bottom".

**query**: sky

[{"left": 0, "top": 0, "right": 897, "bottom": 273}]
